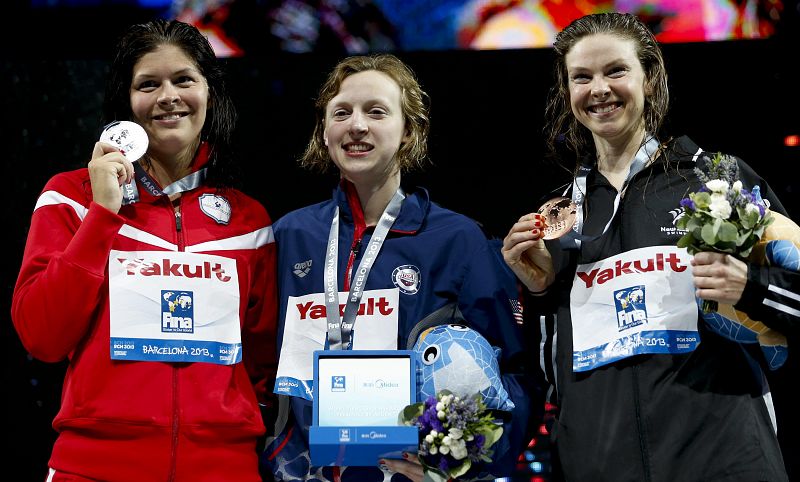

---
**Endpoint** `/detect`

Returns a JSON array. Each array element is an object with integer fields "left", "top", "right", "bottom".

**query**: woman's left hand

[
  {"left": 380, "top": 453, "right": 424, "bottom": 482},
  {"left": 691, "top": 252, "right": 748, "bottom": 305}
]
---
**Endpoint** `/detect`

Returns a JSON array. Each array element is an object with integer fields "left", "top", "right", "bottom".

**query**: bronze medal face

[{"left": 537, "top": 196, "right": 577, "bottom": 240}]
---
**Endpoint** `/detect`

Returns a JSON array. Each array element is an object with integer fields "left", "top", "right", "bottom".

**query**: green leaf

[
  {"left": 693, "top": 191, "right": 711, "bottom": 209},
  {"left": 701, "top": 223, "right": 718, "bottom": 245},
  {"left": 717, "top": 221, "right": 738, "bottom": 242},
  {"left": 399, "top": 402, "right": 424, "bottom": 424},
  {"left": 449, "top": 458, "right": 472, "bottom": 479}
]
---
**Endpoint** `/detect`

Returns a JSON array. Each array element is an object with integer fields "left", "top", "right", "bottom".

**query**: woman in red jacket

[{"left": 12, "top": 19, "right": 278, "bottom": 482}]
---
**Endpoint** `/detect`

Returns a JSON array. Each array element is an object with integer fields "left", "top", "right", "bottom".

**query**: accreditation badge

[
  {"left": 108, "top": 250, "right": 242, "bottom": 365},
  {"left": 570, "top": 245, "right": 699, "bottom": 372},
  {"left": 274, "top": 288, "right": 400, "bottom": 400}
]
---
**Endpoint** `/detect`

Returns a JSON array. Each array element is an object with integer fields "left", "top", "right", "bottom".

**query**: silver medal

[{"left": 99, "top": 121, "right": 148, "bottom": 162}]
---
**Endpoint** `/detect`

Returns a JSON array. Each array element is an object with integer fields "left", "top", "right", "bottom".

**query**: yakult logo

[
  {"left": 294, "top": 296, "right": 394, "bottom": 320},
  {"left": 577, "top": 252, "right": 686, "bottom": 288},
  {"left": 117, "top": 258, "right": 231, "bottom": 282}
]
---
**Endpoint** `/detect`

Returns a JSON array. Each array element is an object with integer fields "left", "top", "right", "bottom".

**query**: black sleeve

[{"left": 733, "top": 158, "right": 800, "bottom": 336}]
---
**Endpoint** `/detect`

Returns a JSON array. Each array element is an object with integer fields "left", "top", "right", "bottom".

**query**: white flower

[
  {"left": 429, "top": 445, "right": 438, "bottom": 455},
  {"left": 732, "top": 180, "right": 743, "bottom": 193},
  {"left": 449, "top": 439, "right": 468, "bottom": 460},
  {"left": 437, "top": 410, "right": 446, "bottom": 420},
  {"left": 448, "top": 428, "right": 463, "bottom": 440},
  {"left": 745, "top": 203, "right": 761, "bottom": 216},
  {"left": 708, "top": 193, "right": 732, "bottom": 219},
  {"left": 706, "top": 179, "right": 729, "bottom": 193},
  {"left": 440, "top": 445, "right": 450, "bottom": 455},
  {"left": 436, "top": 402, "right": 444, "bottom": 411},
  {"left": 442, "top": 436, "right": 451, "bottom": 445},
  {"left": 430, "top": 430, "right": 438, "bottom": 437},
  {"left": 425, "top": 434, "right": 435, "bottom": 444}
]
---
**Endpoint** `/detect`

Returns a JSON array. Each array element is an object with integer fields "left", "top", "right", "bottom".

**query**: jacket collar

[{"left": 334, "top": 179, "right": 428, "bottom": 234}]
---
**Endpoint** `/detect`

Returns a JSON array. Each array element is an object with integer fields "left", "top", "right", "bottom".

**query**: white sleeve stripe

[
  {"left": 539, "top": 315, "right": 550, "bottom": 384},
  {"left": 34, "top": 191, "right": 88, "bottom": 220},
  {"left": 118, "top": 224, "right": 177, "bottom": 250},
  {"left": 34, "top": 191, "right": 274, "bottom": 253},
  {"left": 185, "top": 226, "right": 274, "bottom": 252},
  {"left": 767, "top": 284, "right": 800, "bottom": 303},
  {"left": 763, "top": 298, "right": 800, "bottom": 317},
  {"left": 551, "top": 315, "right": 558, "bottom": 391}
]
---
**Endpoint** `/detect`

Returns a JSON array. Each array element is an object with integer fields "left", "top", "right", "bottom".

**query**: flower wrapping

[{"left": 398, "top": 390, "right": 502, "bottom": 482}]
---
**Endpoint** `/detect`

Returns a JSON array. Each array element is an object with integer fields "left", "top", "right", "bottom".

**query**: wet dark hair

[
  {"left": 544, "top": 12, "right": 669, "bottom": 169},
  {"left": 299, "top": 53, "right": 430, "bottom": 173},
  {"left": 102, "top": 19, "right": 237, "bottom": 186}
]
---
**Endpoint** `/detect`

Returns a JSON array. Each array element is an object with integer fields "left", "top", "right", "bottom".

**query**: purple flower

[
  {"left": 438, "top": 456, "right": 450, "bottom": 473},
  {"left": 680, "top": 198, "right": 695, "bottom": 210}
]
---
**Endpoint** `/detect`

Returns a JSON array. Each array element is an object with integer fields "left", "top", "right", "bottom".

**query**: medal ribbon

[
  {"left": 324, "top": 189, "right": 404, "bottom": 350},
  {"left": 121, "top": 163, "right": 208, "bottom": 205},
  {"left": 560, "top": 135, "right": 660, "bottom": 249}
]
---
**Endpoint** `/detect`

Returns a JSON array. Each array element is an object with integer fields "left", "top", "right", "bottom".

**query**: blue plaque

[{"left": 310, "top": 350, "right": 419, "bottom": 466}]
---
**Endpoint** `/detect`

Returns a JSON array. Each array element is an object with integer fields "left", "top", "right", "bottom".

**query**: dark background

[{"left": 2, "top": 3, "right": 800, "bottom": 480}]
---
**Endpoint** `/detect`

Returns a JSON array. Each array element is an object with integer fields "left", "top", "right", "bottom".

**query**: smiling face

[
  {"left": 129, "top": 44, "right": 209, "bottom": 166},
  {"left": 566, "top": 33, "right": 648, "bottom": 147},
  {"left": 323, "top": 70, "right": 409, "bottom": 186}
]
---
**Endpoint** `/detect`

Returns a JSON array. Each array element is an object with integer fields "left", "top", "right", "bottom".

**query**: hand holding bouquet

[
  {"left": 676, "top": 152, "right": 774, "bottom": 313},
  {"left": 399, "top": 390, "right": 502, "bottom": 482}
]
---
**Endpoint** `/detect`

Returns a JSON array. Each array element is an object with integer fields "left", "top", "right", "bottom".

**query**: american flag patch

[{"left": 510, "top": 298, "right": 524, "bottom": 325}]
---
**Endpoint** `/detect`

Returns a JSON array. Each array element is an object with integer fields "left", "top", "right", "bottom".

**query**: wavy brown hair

[{"left": 299, "top": 54, "right": 430, "bottom": 173}]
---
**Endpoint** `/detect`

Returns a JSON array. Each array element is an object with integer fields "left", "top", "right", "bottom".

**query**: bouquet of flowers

[
  {"left": 398, "top": 390, "right": 503, "bottom": 482},
  {"left": 676, "top": 152, "right": 774, "bottom": 313}
]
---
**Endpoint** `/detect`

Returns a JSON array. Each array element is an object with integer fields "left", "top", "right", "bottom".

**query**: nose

[
  {"left": 158, "top": 83, "right": 180, "bottom": 106},
  {"left": 590, "top": 78, "right": 610, "bottom": 98},
  {"left": 349, "top": 112, "right": 368, "bottom": 136}
]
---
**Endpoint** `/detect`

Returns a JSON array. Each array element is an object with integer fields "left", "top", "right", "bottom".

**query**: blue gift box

[{"left": 309, "top": 350, "right": 419, "bottom": 466}]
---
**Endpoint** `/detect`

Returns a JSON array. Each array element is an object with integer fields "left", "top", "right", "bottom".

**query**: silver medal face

[{"left": 99, "top": 121, "right": 148, "bottom": 162}]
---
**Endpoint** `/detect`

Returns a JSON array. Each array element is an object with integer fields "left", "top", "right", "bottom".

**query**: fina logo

[
  {"left": 331, "top": 375, "right": 346, "bottom": 392},
  {"left": 161, "top": 290, "right": 194, "bottom": 333},
  {"left": 392, "top": 264, "right": 421, "bottom": 295},
  {"left": 339, "top": 428, "right": 350, "bottom": 442},
  {"left": 614, "top": 285, "right": 647, "bottom": 331},
  {"left": 199, "top": 194, "right": 231, "bottom": 225}
]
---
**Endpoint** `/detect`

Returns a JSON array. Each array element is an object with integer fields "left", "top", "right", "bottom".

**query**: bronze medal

[{"left": 537, "top": 196, "right": 578, "bottom": 240}]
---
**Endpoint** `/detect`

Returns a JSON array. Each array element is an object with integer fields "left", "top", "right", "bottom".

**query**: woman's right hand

[
  {"left": 88, "top": 141, "right": 134, "bottom": 214},
  {"left": 502, "top": 213, "right": 555, "bottom": 293}
]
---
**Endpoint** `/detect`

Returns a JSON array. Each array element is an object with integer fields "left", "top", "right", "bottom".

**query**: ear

[
  {"left": 402, "top": 124, "right": 412, "bottom": 144},
  {"left": 323, "top": 136, "right": 328, "bottom": 146}
]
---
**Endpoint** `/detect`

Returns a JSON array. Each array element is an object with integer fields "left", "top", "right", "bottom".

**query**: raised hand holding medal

[{"left": 98, "top": 121, "right": 149, "bottom": 207}]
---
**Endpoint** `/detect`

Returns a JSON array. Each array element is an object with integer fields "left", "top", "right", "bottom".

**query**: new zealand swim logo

[
  {"left": 331, "top": 375, "right": 346, "bottom": 392},
  {"left": 162, "top": 290, "right": 194, "bottom": 333},
  {"left": 614, "top": 285, "right": 647, "bottom": 331}
]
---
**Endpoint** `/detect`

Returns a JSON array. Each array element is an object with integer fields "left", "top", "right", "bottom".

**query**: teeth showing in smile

[
  {"left": 346, "top": 144, "right": 372, "bottom": 152},
  {"left": 154, "top": 113, "right": 185, "bottom": 120},
  {"left": 591, "top": 104, "right": 617, "bottom": 113}
]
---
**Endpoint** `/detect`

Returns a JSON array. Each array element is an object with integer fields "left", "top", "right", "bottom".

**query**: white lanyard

[
  {"left": 560, "top": 135, "right": 660, "bottom": 250},
  {"left": 323, "top": 189, "right": 404, "bottom": 350}
]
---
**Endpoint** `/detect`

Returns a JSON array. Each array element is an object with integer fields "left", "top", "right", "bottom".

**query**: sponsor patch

[{"left": 392, "top": 264, "right": 421, "bottom": 294}]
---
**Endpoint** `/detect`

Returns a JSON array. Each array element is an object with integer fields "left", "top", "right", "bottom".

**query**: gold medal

[{"left": 537, "top": 196, "right": 577, "bottom": 240}]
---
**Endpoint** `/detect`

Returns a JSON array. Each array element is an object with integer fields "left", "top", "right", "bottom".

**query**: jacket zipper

[{"left": 168, "top": 198, "right": 184, "bottom": 482}]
